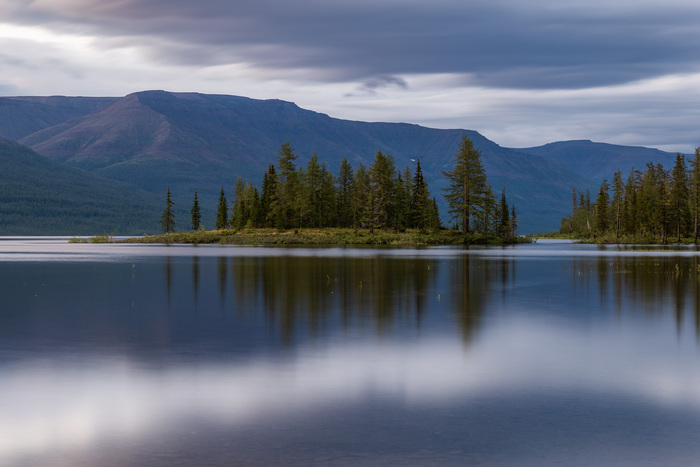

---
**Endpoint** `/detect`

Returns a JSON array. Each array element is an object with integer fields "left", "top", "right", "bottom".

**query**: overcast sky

[{"left": 2, "top": 0, "right": 700, "bottom": 152}]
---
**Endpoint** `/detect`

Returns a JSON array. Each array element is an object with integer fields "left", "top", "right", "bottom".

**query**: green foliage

[
  {"left": 441, "top": 135, "right": 493, "bottom": 234},
  {"left": 0, "top": 138, "right": 166, "bottom": 235},
  {"left": 190, "top": 189, "right": 201, "bottom": 231},
  {"left": 562, "top": 154, "right": 700, "bottom": 243},
  {"left": 216, "top": 187, "right": 229, "bottom": 230},
  {"left": 160, "top": 187, "right": 176, "bottom": 234}
]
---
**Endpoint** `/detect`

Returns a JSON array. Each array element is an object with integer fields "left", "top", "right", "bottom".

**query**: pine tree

[
  {"left": 498, "top": 187, "right": 510, "bottom": 240},
  {"left": 595, "top": 179, "right": 610, "bottom": 235},
  {"left": 275, "top": 141, "right": 299, "bottom": 229},
  {"left": 353, "top": 163, "right": 369, "bottom": 231},
  {"left": 305, "top": 153, "right": 323, "bottom": 227},
  {"left": 216, "top": 186, "right": 229, "bottom": 230},
  {"left": 670, "top": 153, "right": 689, "bottom": 242},
  {"left": 690, "top": 148, "right": 700, "bottom": 242},
  {"left": 231, "top": 177, "right": 247, "bottom": 229},
  {"left": 611, "top": 170, "right": 624, "bottom": 239},
  {"left": 190, "top": 188, "right": 201, "bottom": 231},
  {"left": 442, "top": 135, "right": 491, "bottom": 234},
  {"left": 412, "top": 159, "right": 430, "bottom": 233},
  {"left": 160, "top": 187, "right": 176, "bottom": 234},
  {"left": 336, "top": 158, "right": 354, "bottom": 228},
  {"left": 319, "top": 162, "right": 337, "bottom": 227},
  {"left": 261, "top": 164, "right": 278, "bottom": 228}
]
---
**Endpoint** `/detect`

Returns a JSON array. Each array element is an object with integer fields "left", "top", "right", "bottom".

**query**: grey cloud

[
  {"left": 6, "top": 0, "right": 700, "bottom": 89},
  {"left": 347, "top": 75, "right": 408, "bottom": 96}
]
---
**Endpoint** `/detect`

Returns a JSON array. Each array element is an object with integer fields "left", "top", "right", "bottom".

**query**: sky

[{"left": 1, "top": 0, "right": 700, "bottom": 152}]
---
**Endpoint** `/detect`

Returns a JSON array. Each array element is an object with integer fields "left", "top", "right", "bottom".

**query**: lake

[{"left": 2, "top": 237, "right": 700, "bottom": 466}]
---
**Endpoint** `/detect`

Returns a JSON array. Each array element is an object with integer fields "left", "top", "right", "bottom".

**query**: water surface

[{"left": 2, "top": 238, "right": 700, "bottom": 466}]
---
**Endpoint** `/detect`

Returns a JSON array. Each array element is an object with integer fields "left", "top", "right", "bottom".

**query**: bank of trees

[
  {"left": 218, "top": 143, "right": 442, "bottom": 233},
  {"left": 163, "top": 137, "right": 519, "bottom": 239},
  {"left": 560, "top": 149, "right": 700, "bottom": 243}
]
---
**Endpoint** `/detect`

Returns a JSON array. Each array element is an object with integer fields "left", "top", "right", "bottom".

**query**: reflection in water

[
  {"left": 573, "top": 256, "right": 700, "bottom": 338},
  {"left": 6, "top": 243, "right": 700, "bottom": 465},
  {"left": 210, "top": 255, "right": 512, "bottom": 345}
]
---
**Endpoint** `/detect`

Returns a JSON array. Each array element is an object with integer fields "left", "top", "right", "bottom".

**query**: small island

[{"left": 102, "top": 136, "right": 527, "bottom": 246}]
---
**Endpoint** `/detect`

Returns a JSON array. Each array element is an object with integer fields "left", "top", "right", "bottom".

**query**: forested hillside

[{"left": 0, "top": 138, "right": 182, "bottom": 235}]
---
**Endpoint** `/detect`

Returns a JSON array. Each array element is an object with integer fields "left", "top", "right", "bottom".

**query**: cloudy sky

[{"left": 1, "top": 0, "right": 700, "bottom": 152}]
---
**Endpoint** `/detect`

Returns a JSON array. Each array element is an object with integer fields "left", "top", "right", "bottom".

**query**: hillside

[
  {"left": 0, "top": 96, "right": 117, "bottom": 141},
  {"left": 515, "top": 140, "right": 678, "bottom": 182},
  {"left": 8, "top": 91, "right": 595, "bottom": 233},
  {"left": 0, "top": 138, "right": 192, "bottom": 235}
]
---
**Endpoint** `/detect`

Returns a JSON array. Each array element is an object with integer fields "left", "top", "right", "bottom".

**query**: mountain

[
  {"left": 515, "top": 140, "right": 678, "bottom": 182},
  {"left": 0, "top": 138, "right": 193, "bottom": 235},
  {"left": 4, "top": 90, "right": 596, "bottom": 233},
  {"left": 0, "top": 96, "right": 117, "bottom": 141}
]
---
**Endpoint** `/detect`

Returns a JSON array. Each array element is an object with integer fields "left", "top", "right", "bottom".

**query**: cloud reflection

[{"left": 1, "top": 316, "right": 698, "bottom": 464}]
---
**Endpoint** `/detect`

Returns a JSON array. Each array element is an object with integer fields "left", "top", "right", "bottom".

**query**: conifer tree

[
  {"left": 216, "top": 187, "right": 229, "bottom": 230},
  {"left": 690, "top": 148, "right": 700, "bottom": 242},
  {"left": 611, "top": 170, "right": 624, "bottom": 239},
  {"left": 412, "top": 159, "right": 431, "bottom": 233},
  {"left": 319, "top": 162, "right": 337, "bottom": 227},
  {"left": 160, "top": 187, "right": 176, "bottom": 234},
  {"left": 275, "top": 141, "right": 299, "bottom": 228},
  {"left": 305, "top": 153, "right": 323, "bottom": 227},
  {"left": 353, "top": 163, "right": 369, "bottom": 230},
  {"left": 336, "top": 158, "right": 354, "bottom": 228},
  {"left": 595, "top": 179, "right": 610, "bottom": 235},
  {"left": 442, "top": 135, "right": 491, "bottom": 234},
  {"left": 510, "top": 204, "right": 518, "bottom": 238},
  {"left": 231, "top": 177, "right": 247, "bottom": 229},
  {"left": 670, "top": 153, "right": 689, "bottom": 242},
  {"left": 190, "top": 188, "right": 201, "bottom": 231},
  {"left": 261, "top": 164, "right": 278, "bottom": 228},
  {"left": 498, "top": 187, "right": 511, "bottom": 240}
]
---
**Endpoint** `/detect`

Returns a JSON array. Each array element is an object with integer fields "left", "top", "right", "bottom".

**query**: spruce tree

[
  {"left": 612, "top": 170, "right": 624, "bottom": 239},
  {"left": 595, "top": 179, "right": 610, "bottom": 235},
  {"left": 190, "top": 188, "right": 201, "bottom": 231},
  {"left": 690, "top": 148, "right": 700, "bottom": 242},
  {"left": 160, "top": 187, "right": 176, "bottom": 234},
  {"left": 216, "top": 187, "right": 229, "bottom": 230},
  {"left": 336, "top": 158, "right": 354, "bottom": 228},
  {"left": 670, "top": 153, "right": 689, "bottom": 242},
  {"left": 275, "top": 141, "right": 299, "bottom": 228},
  {"left": 498, "top": 187, "right": 510, "bottom": 240},
  {"left": 412, "top": 159, "right": 430, "bottom": 233}
]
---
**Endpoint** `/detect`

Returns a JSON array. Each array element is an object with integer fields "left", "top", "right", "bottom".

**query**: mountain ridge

[{"left": 0, "top": 90, "right": 681, "bottom": 233}]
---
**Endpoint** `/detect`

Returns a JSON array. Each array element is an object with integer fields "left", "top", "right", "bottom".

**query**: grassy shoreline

[{"left": 74, "top": 228, "right": 532, "bottom": 246}]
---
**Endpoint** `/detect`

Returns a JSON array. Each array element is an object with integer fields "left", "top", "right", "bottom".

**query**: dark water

[{"left": 2, "top": 238, "right": 700, "bottom": 466}]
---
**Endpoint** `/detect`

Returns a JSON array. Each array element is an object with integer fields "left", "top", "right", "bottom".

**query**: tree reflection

[{"left": 575, "top": 256, "right": 700, "bottom": 339}]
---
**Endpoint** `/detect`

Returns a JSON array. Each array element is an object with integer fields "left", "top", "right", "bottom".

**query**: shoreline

[{"left": 84, "top": 228, "right": 532, "bottom": 246}]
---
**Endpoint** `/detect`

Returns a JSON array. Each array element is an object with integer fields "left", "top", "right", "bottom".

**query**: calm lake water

[{"left": 2, "top": 237, "right": 700, "bottom": 466}]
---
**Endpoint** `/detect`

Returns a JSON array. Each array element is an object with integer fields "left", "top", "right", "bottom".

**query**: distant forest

[
  {"left": 561, "top": 149, "right": 700, "bottom": 243},
  {"left": 162, "top": 137, "right": 519, "bottom": 240}
]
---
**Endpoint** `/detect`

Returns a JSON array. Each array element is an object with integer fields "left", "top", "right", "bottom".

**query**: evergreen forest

[
  {"left": 560, "top": 149, "right": 700, "bottom": 243},
  {"left": 161, "top": 137, "right": 520, "bottom": 242}
]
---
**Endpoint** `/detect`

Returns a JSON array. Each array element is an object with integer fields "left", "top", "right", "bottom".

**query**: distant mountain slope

[
  {"left": 0, "top": 96, "right": 117, "bottom": 141},
  {"left": 11, "top": 90, "right": 593, "bottom": 232},
  {"left": 0, "top": 138, "right": 191, "bottom": 235},
  {"left": 515, "top": 140, "right": 679, "bottom": 182}
]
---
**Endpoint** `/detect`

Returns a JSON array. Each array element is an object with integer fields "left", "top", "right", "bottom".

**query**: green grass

[{"left": 115, "top": 228, "right": 532, "bottom": 246}]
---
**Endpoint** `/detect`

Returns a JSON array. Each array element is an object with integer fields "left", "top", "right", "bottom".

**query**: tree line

[
  {"left": 161, "top": 136, "right": 519, "bottom": 240},
  {"left": 560, "top": 148, "right": 700, "bottom": 243}
]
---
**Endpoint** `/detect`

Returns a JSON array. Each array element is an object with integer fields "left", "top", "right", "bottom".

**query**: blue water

[{"left": 1, "top": 238, "right": 700, "bottom": 466}]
